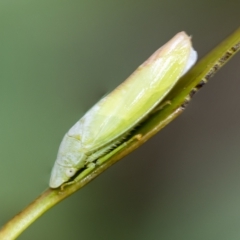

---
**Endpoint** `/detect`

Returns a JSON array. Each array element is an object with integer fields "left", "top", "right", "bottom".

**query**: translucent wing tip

[{"left": 182, "top": 46, "right": 198, "bottom": 75}]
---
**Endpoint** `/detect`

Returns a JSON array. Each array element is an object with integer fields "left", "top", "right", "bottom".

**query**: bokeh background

[{"left": 0, "top": 1, "right": 240, "bottom": 239}]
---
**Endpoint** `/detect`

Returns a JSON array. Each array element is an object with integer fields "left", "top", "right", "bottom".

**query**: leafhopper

[{"left": 50, "top": 32, "right": 198, "bottom": 188}]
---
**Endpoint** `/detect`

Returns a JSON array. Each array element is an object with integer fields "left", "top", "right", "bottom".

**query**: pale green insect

[{"left": 49, "top": 32, "right": 198, "bottom": 188}]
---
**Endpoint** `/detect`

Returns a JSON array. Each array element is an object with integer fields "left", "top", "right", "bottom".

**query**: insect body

[{"left": 50, "top": 32, "right": 198, "bottom": 188}]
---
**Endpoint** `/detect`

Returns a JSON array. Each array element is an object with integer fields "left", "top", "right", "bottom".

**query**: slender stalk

[{"left": 0, "top": 28, "right": 239, "bottom": 240}]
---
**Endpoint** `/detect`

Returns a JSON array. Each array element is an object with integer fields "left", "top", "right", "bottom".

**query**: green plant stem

[{"left": 0, "top": 27, "right": 239, "bottom": 240}]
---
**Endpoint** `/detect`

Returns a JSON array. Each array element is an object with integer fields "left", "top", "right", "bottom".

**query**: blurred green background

[{"left": 0, "top": 1, "right": 240, "bottom": 239}]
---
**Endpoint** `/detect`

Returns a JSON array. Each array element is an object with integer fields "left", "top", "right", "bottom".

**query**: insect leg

[
  {"left": 96, "top": 134, "right": 142, "bottom": 165},
  {"left": 151, "top": 100, "right": 172, "bottom": 114},
  {"left": 85, "top": 144, "right": 116, "bottom": 163},
  {"left": 60, "top": 163, "right": 96, "bottom": 190}
]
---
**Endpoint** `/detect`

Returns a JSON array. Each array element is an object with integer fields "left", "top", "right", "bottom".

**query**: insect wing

[{"left": 68, "top": 32, "right": 197, "bottom": 153}]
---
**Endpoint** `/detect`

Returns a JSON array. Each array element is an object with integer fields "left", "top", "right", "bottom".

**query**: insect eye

[{"left": 65, "top": 168, "right": 77, "bottom": 178}]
